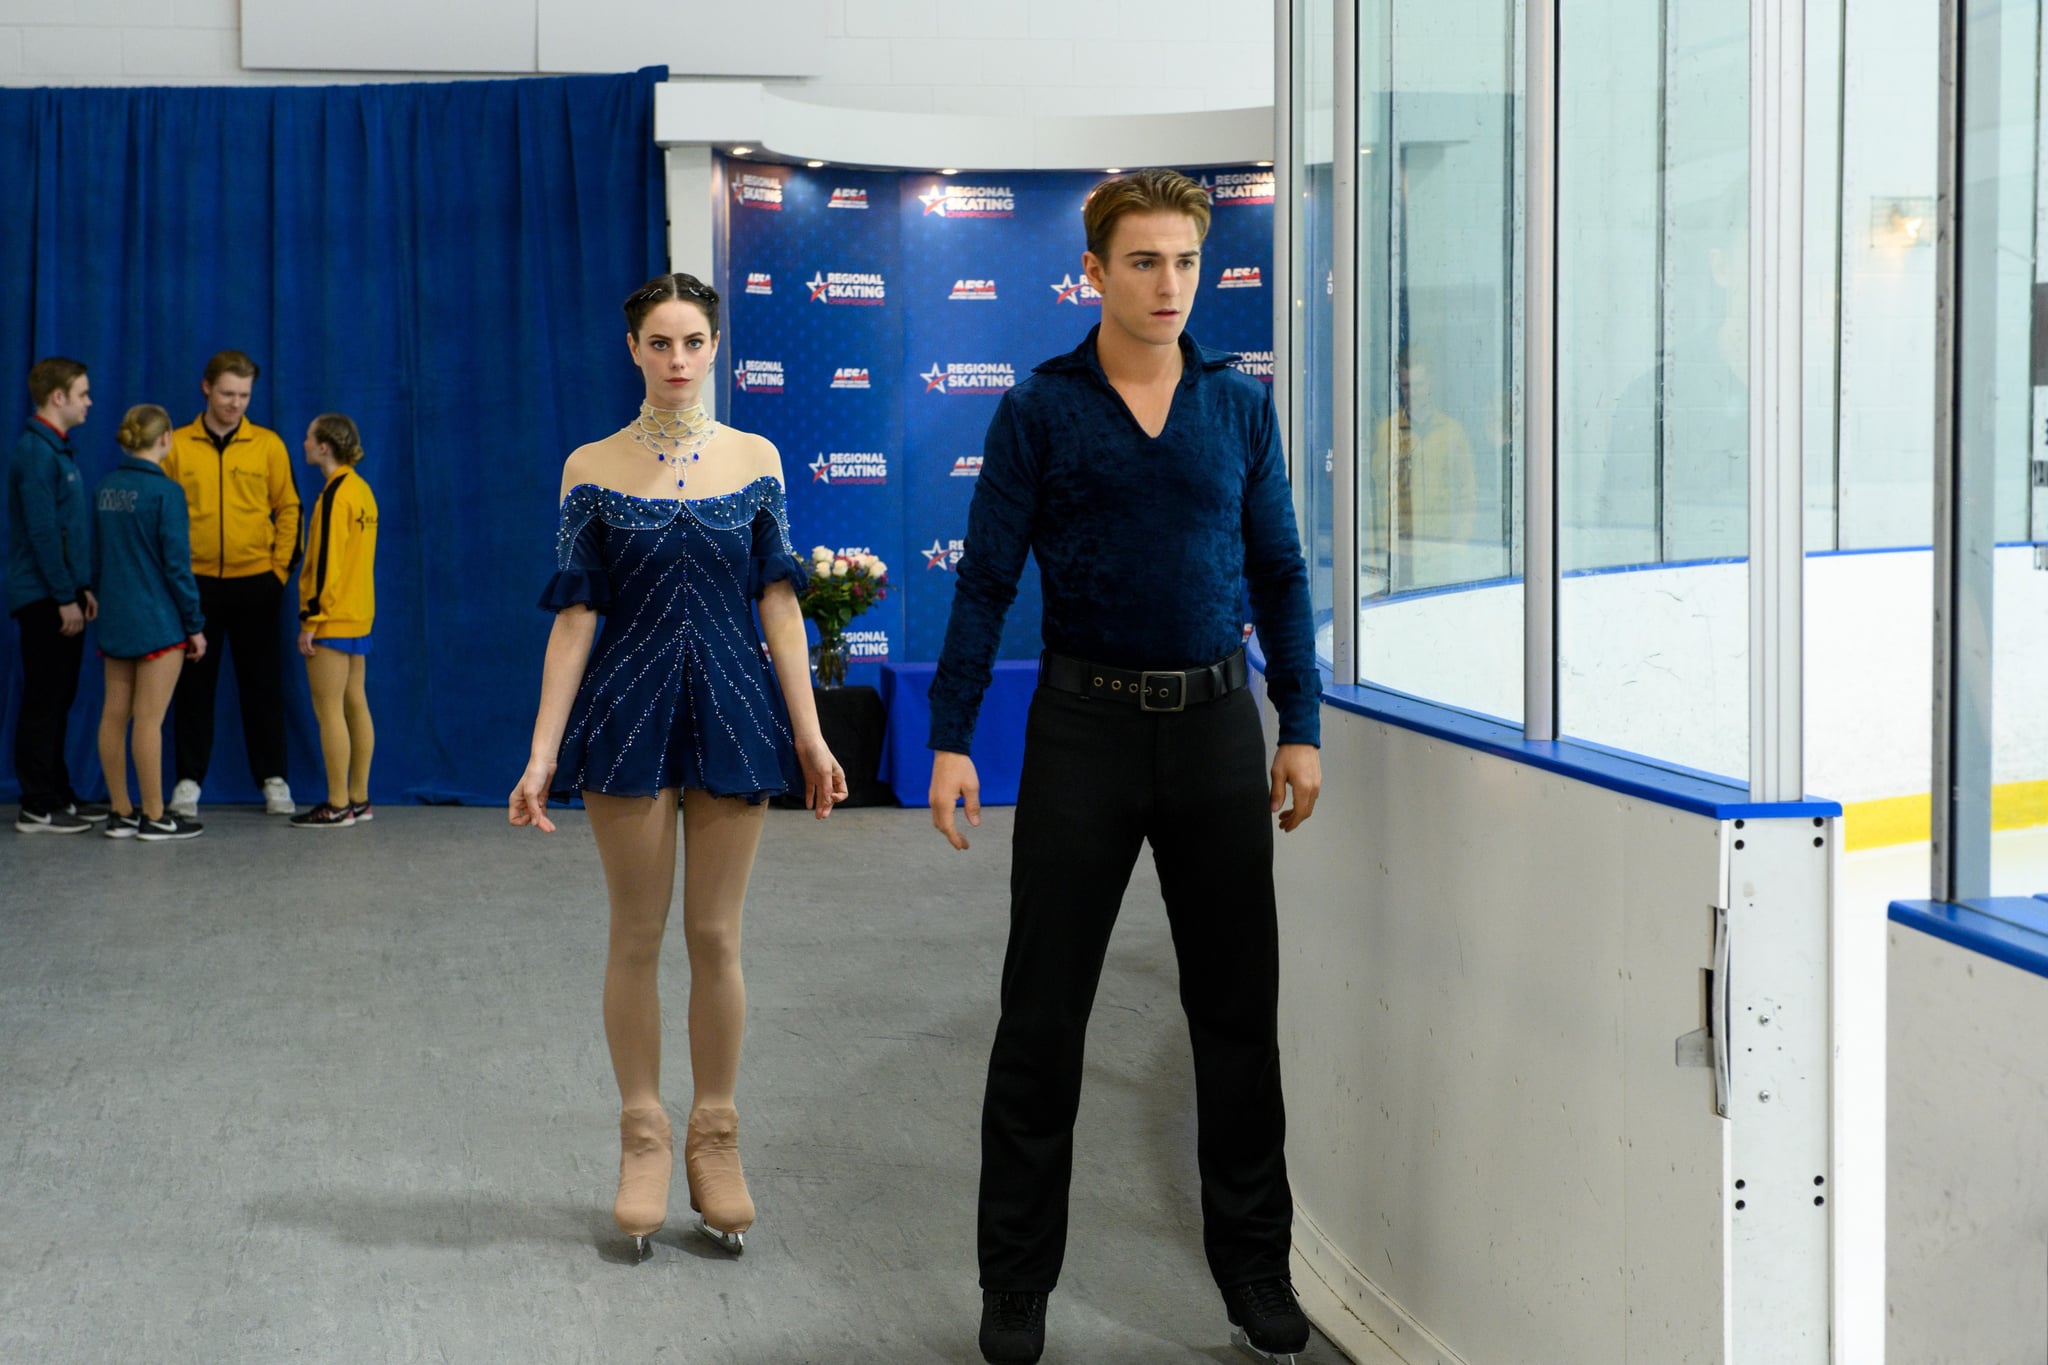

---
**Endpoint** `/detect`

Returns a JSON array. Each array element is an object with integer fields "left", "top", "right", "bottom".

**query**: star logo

[
  {"left": 921, "top": 364, "right": 948, "bottom": 393},
  {"left": 807, "top": 272, "right": 831, "bottom": 302},
  {"left": 924, "top": 539, "right": 953, "bottom": 570},
  {"left": 918, "top": 185, "right": 950, "bottom": 216},
  {"left": 1049, "top": 273, "right": 1096, "bottom": 305},
  {"left": 809, "top": 453, "right": 831, "bottom": 483}
]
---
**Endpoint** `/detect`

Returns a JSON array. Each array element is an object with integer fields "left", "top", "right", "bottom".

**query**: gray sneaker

[
  {"left": 136, "top": 813, "right": 204, "bottom": 842},
  {"left": 16, "top": 807, "right": 92, "bottom": 834}
]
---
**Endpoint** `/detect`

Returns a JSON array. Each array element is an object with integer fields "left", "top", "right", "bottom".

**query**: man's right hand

[
  {"left": 929, "top": 750, "right": 981, "bottom": 851},
  {"left": 56, "top": 602, "right": 84, "bottom": 636}
]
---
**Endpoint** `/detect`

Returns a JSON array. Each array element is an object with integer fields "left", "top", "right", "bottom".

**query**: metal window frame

[
  {"left": 1276, "top": 0, "right": 1301, "bottom": 513},
  {"left": 1932, "top": 0, "right": 1995, "bottom": 901},
  {"left": 1749, "top": 0, "right": 1808, "bottom": 803},
  {"left": 1332, "top": 0, "right": 1361, "bottom": 684},
  {"left": 1524, "top": 0, "right": 1558, "bottom": 740}
]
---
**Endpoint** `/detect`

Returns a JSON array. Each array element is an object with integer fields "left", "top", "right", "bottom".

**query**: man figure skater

[
  {"left": 928, "top": 169, "right": 1324, "bottom": 1364},
  {"left": 162, "top": 350, "right": 299, "bottom": 817},
  {"left": 7, "top": 358, "right": 105, "bottom": 833}
]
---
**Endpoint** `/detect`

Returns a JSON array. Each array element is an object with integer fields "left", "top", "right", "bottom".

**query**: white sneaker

[
  {"left": 262, "top": 777, "right": 294, "bottom": 815},
  {"left": 169, "top": 780, "right": 201, "bottom": 818}
]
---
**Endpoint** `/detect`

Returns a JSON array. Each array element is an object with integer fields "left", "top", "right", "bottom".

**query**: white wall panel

[
  {"left": 1254, "top": 673, "right": 1855, "bottom": 1361},
  {"left": 241, "top": 0, "right": 537, "bottom": 73},
  {"left": 1265, "top": 695, "right": 1726, "bottom": 1360},
  {"left": 1889, "top": 924, "right": 2048, "bottom": 1363},
  {"left": 538, "top": 0, "right": 826, "bottom": 78}
]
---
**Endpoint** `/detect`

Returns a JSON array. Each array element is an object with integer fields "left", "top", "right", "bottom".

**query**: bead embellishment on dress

[{"left": 626, "top": 401, "right": 717, "bottom": 491}]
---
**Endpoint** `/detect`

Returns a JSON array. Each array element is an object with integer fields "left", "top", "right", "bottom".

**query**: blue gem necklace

[{"left": 627, "top": 401, "right": 716, "bottom": 491}]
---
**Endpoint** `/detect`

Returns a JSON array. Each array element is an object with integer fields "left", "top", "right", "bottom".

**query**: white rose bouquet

[{"left": 798, "top": 546, "right": 890, "bottom": 687}]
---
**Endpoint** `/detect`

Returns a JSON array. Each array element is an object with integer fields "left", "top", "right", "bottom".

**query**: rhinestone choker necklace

[{"left": 626, "top": 401, "right": 717, "bottom": 491}]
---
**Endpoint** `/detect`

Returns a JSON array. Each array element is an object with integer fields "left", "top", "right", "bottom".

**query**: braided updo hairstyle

[
  {"left": 624, "top": 272, "right": 720, "bottom": 338},
  {"left": 115, "top": 404, "right": 172, "bottom": 454},
  {"left": 309, "top": 413, "right": 365, "bottom": 466}
]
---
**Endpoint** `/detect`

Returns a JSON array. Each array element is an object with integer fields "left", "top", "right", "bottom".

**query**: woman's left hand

[
  {"left": 297, "top": 628, "right": 317, "bottom": 658},
  {"left": 799, "top": 735, "right": 848, "bottom": 819}
]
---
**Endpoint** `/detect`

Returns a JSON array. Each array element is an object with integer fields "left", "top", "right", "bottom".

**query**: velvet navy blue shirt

[{"left": 929, "top": 326, "right": 1322, "bottom": 753}]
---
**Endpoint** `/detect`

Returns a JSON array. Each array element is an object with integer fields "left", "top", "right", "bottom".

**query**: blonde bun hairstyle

[
  {"left": 115, "top": 404, "right": 172, "bottom": 454},
  {"left": 309, "top": 413, "right": 365, "bottom": 466}
]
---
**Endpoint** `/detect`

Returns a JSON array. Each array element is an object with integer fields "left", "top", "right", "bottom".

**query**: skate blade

[
  {"left": 1230, "top": 1326, "right": 1298, "bottom": 1364},
  {"left": 695, "top": 1217, "right": 746, "bottom": 1255}
]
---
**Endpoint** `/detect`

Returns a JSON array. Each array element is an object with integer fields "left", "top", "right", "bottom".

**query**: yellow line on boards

[{"left": 1842, "top": 781, "right": 2048, "bottom": 851}]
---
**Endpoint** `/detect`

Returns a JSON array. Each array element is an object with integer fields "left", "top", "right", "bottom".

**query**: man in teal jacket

[{"left": 6, "top": 358, "right": 103, "bottom": 833}]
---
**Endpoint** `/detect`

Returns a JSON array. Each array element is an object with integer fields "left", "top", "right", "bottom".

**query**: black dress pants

[
  {"left": 11, "top": 598, "right": 85, "bottom": 813},
  {"left": 174, "top": 572, "right": 288, "bottom": 786},
  {"left": 978, "top": 684, "right": 1292, "bottom": 1293}
]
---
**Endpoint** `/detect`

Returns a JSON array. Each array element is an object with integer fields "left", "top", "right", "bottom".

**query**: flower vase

[{"left": 811, "top": 630, "right": 849, "bottom": 689}]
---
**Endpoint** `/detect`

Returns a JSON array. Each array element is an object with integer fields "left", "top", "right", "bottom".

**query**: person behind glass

[
  {"left": 1369, "top": 345, "right": 1475, "bottom": 590},
  {"left": 7, "top": 357, "right": 108, "bottom": 834},
  {"left": 290, "top": 414, "right": 378, "bottom": 830},
  {"left": 926, "top": 170, "right": 1324, "bottom": 1365},
  {"left": 92, "top": 405, "right": 207, "bottom": 842},
  {"left": 161, "top": 350, "right": 300, "bottom": 819},
  {"left": 508, "top": 273, "right": 848, "bottom": 1263}
]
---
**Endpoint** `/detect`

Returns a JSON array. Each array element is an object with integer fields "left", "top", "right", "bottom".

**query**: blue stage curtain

[{"left": 0, "top": 70, "right": 666, "bottom": 806}]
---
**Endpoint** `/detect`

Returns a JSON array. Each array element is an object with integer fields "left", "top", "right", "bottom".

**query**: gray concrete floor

[{"left": 1, "top": 804, "right": 1346, "bottom": 1365}]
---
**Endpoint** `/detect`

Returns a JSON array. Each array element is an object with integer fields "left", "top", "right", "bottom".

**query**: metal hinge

[
  {"left": 1676, "top": 905, "right": 1733, "bottom": 1118},
  {"left": 2033, "top": 459, "right": 2048, "bottom": 488}
]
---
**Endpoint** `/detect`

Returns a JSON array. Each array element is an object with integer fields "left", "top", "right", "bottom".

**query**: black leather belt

[{"left": 1039, "top": 649, "right": 1248, "bottom": 713}]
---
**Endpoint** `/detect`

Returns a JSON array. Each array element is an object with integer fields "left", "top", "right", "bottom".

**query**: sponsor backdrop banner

[{"left": 722, "top": 159, "right": 1274, "bottom": 689}]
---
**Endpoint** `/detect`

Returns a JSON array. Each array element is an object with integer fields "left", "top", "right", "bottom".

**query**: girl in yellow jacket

[{"left": 293, "top": 414, "right": 378, "bottom": 829}]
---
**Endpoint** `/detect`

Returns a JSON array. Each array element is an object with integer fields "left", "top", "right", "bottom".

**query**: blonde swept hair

[
  {"left": 1082, "top": 168, "right": 1212, "bottom": 259},
  {"left": 115, "top": 404, "right": 172, "bottom": 454},
  {"left": 309, "top": 412, "right": 365, "bottom": 466}
]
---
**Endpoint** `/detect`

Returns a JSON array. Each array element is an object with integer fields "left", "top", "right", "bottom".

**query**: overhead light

[
  {"left": 732, "top": 146, "right": 752, "bottom": 156},
  {"left": 1104, "top": 167, "right": 1122, "bottom": 174},
  {"left": 806, "top": 159, "right": 826, "bottom": 168},
  {"left": 939, "top": 167, "right": 959, "bottom": 176},
  {"left": 1871, "top": 195, "right": 1933, "bottom": 249},
  {"left": 1256, "top": 160, "right": 1274, "bottom": 167}
]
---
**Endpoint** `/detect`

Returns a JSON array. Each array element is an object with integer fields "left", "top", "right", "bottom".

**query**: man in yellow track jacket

[{"left": 162, "top": 350, "right": 300, "bottom": 816}]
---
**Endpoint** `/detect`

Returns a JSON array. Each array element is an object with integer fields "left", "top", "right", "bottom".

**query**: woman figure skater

[
  {"left": 92, "top": 404, "right": 206, "bottom": 841},
  {"left": 291, "top": 413, "right": 378, "bottom": 829},
  {"left": 509, "top": 272, "right": 847, "bottom": 1262}
]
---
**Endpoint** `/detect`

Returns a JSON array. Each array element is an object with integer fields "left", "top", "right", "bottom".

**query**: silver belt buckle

[{"left": 1139, "top": 670, "right": 1187, "bottom": 712}]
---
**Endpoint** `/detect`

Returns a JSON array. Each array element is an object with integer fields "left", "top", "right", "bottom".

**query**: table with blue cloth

[{"left": 877, "top": 660, "right": 1038, "bottom": 807}]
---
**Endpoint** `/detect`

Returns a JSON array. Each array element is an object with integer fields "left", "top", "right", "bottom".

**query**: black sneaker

[
  {"left": 65, "top": 801, "right": 112, "bottom": 823},
  {"left": 348, "top": 800, "right": 374, "bottom": 823},
  {"left": 289, "top": 802, "right": 356, "bottom": 830},
  {"left": 16, "top": 807, "right": 92, "bottom": 834},
  {"left": 103, "top": 812, "right": 141, "bottom": 839},
  {"left": 979, "top": 1289, "right": 1047, "bottom": 1364},
  {"left": 1222, "top": 1278, "right": 1310, "bottom": 1360},
  {"left": 136, "top": 813, "right": 203, "bottom": 842}
]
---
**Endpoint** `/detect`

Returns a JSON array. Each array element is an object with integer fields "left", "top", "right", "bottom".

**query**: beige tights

[
  {"left": 98, "top": 651, "right": 183, "bottom": 820},
  {"left": 585, "top": 787, "right": 767, "bottom": 1114},
  {"left": 306, "top": 648, "right": 373, "bottom": 808}
]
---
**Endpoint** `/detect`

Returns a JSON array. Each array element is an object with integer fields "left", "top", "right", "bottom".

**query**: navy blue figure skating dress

[{"left": 540, "top": 475, "right": 807, "bottom": 803}]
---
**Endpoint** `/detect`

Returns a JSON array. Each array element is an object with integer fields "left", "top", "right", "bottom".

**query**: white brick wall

[{"left": 0, "top": 0, "right": 1276, "bottom": 113}]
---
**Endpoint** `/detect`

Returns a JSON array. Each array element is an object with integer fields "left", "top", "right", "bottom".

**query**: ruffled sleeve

[
  {"left": 538, "top": 486, "right": 611, "bottom": 612},
  {"left": 747, "top": 480, "right": 808, "bottom": 600}
]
